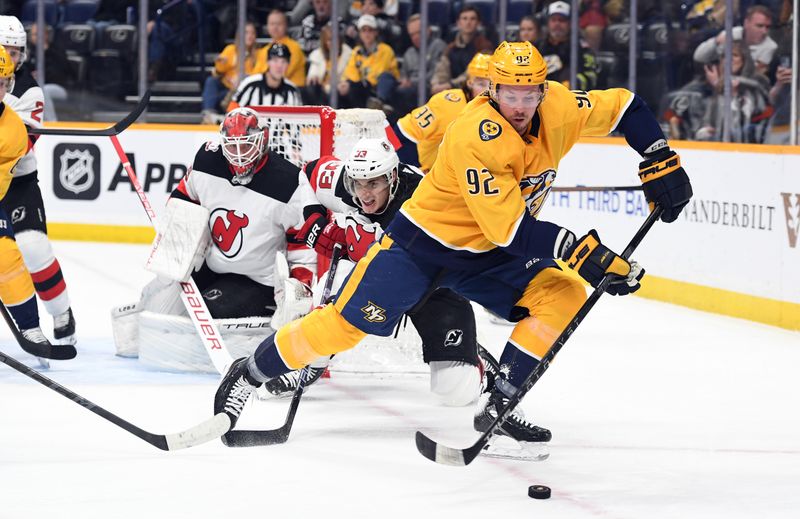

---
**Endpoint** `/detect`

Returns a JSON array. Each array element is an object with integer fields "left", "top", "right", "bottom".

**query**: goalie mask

[
  {"left": 343, "top": 138, "right": 399, "bottom": 215},
  {"left": 0, "top": 16, "right": 27, "bottom": 70},
  {"left": 220, "top": 107, "right": 267, "bottom": 184}
]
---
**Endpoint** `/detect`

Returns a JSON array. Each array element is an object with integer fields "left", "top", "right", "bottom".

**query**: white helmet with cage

[
  {"left": 343, "top": 137, "right": 399, "bottom": 213},
  {"left": 0, "top": 16, "right": 27, "bottom": 68}
]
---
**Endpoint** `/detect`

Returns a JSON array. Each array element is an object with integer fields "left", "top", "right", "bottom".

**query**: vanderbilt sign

[{"left": 781, "top": 193, "right": 800, "bottom": 248}]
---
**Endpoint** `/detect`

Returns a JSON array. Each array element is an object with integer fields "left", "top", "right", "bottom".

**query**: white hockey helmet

[
  {"left": 0, "top": 16, "right": 27, "bottom": 68},
  {"left": 220, "top": 107, "right": 267, "bottom": 184},
  {"left": 343, "top": 137, "right": 399, "bottom": 213}
]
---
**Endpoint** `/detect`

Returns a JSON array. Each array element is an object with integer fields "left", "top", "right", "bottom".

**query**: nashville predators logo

[
  {"left": 361, "top": 301, "right": 387, "bottom": 323},
  {"left": 444, "top": 92, "right": 462, "bottom": 103},
  {"left": 210, "top": 208, "right": 249, "bottom": 258},
  {"left": 478, "top": 119, "right": 502, "bottom": 141},
  {"left": 519, "top": 169, "right": 557, "bottom": 218}
]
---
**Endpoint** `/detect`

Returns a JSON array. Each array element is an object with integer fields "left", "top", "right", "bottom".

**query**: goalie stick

[
  {"left": 415, "top": 206, "right": 664, "bottom": 466},
  {"left": 28, "top": 91, "right": 151, "bottom": 136},
  {"left": 0, "top": 299, "right": 76, "bottom": 360},
  {"left": 0, "top": 307, "right": 230, "bottom": 450},
  {"left": 222, "top": 243, "right": 345, "bottom": 447}
]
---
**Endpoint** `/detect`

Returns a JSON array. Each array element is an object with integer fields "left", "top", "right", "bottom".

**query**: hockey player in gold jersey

[
  {"left": 215, "top": 41, "right": 692, "bottom": 449},
  {"left": 0, "top": 45, "right": 58, "bottom": 354},
  {"left": 396, "top": 52, "right": 491, "bottom": 172}
]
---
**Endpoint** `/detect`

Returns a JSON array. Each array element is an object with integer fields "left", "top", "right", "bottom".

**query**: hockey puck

[{"left": 528, "top": 485, "right": 551, "bottom": 499}]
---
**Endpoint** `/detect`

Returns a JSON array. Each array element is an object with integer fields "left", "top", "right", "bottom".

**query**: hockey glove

[
  {"left": 313, "top": 221, "right": 348, "bottom": 258},
  {"left": 638, "top": 148, "right": 693, "bottom": 223},
  {"left": 297, "top": 212, "right": 329, "bottom": 250},
  {"left": 560, "top": 229, "right": 645, "bottom": 296},
  {"left": 344, "top": 221, "right": 378, "bottom": 262}
]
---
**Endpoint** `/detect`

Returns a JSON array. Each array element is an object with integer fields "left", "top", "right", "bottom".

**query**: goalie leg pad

[
  {"left": 411, "top": 289, "right": 479, "bottom": 366},
  {"left": 145, "top": 198, "right": 211, "bottom": 282}
]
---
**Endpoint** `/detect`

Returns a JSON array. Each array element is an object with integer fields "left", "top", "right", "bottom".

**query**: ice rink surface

[{"left": 1, "top": 241, "right": 799, "bottom": 519}]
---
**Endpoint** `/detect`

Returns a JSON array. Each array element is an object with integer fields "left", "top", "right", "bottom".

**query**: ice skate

[
  {"left": 214, "top": 357, "right": 261, "bottom": 431},
  {"left": 53, "top": 308, "right": 76, "bottom": 345},
  {"left": 474, "top": 387, "right": 551, "bottom": 461},
  {"left": 260, "top": 365, "right": 327, "bottom": 398}
]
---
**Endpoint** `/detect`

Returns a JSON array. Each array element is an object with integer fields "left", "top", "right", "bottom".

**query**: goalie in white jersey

[{"left": 112, "top": 108, "right": 318, "bottom": 367}]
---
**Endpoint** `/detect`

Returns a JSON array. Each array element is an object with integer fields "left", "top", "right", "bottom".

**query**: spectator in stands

[
  {"left": 289, "top": 0, "right": 350, "bottom": 26},
  {"left": 430, "top": 6, "right": 493, "bottom": 94},
  {"left": 517, "top": 15, "right": 540, "bottom": 44},
  {"left": 338, "top": 14, "right": 399, "bottom": 110},
  {"left": 695, "top": 40, "right": 772, "bottom": 143},
  {"left": 579, "top": 0, "right": 608, "bottom": 53},
  {"left": 201, "top": 21, "right": 265, "bottom": 124},
  {"left": 693, "top": 5, "right": 778, "bottom": 75},
  {"left": 393, "top": 14, "right": 446, "bottom": 115},
  {"left": 261, "top": 10, "right": 306, "bottom": 88},
  {"left": 359, "top": 0, "right": 403, "bottom": 51},
  {"left": 661, "top": 62, "right": 716, "bottom": 141},
  {"left": 535, "top": 1, "right": 599, "bottom": 90},
  {"left": 299, "top": 0, "right": 337, "bottom": 55},
  {"left": 764, "top": 54, "right": 796, "bottom": 144},
  {"left": 228, "top": 42, "right": 302, "bottom": 110},
  {"left": 303, "top": 23, "right": 352, "bottom": 105}
]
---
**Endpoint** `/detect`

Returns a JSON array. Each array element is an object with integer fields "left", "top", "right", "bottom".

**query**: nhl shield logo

[{"left": 53, "top": 143, "right": 101, "bottom": 200}]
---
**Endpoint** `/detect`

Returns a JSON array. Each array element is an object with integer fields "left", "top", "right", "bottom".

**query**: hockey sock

[
  {"left": 249, "top": 333, "right": 293, "bottom": 382},
  {"left": 497, "top": 340, "right": 540, "bottom": 393},
  {"left": 16, "top": 232, "right": 70, "bottom": 316},
  {"left": 6, "top": 296, "right": 40, "bottom": 330}
]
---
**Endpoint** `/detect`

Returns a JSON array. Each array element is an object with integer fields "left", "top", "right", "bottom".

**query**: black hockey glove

[
  {"left": 559, "top": 229, "right": 644, "bottom": 296},
  {"left": 297, "top": 210, "right": 329, "bottom": 250},
  {"left": 638, "top": 148, "right": 693, "bottom": 223}
]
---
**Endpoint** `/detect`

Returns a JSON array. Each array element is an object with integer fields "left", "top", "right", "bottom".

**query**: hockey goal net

[{"left": 248, "top": 105, "right": 426, "bottom": 375}]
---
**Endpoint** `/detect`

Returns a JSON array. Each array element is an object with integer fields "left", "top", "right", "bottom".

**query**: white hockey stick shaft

[{"left": 109, "top": 135, "right": 233, "bottom": 374}]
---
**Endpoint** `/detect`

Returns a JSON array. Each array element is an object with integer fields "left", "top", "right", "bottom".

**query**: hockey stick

[
  {"left": 416, "top": 206, "right": 664, "bottom": 466},
  {"left": 223, "top": 243, "right": 345, "bottom": 447},
  {"left": 0, "top": 314, "right": 230, "bottom": 450},
  {"left": 28, "top": 91, "right": 151, "bottom": 136},
  {"left": 107, "top": 131, "right": 233, "bottom": 375},
  {"left": 551, "top": 185, "right": 643, "bottom": 192},
  {"left": 0, "top": 300, "right": 76, "bottom": 360}
]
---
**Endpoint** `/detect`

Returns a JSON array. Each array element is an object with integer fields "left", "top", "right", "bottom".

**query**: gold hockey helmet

[
  {"left": 488, "top": 41, "right": 548, "bottom": 101},
  {"left": 466, "top": 52, "right": 491, "bottom": 80},
  {"left": 0, "top": 45, "right": 14, "bottom": 79}
]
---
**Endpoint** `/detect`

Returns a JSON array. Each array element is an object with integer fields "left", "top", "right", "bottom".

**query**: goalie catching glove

[
  {"left": 638, "top": 145, "right": 692, "bottom": 223},
  {"left": 558, "top": 229, "right": 644, "bottom": 296}
]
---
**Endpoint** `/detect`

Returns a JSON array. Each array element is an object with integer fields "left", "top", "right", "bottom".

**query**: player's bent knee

[
  {"left": 13, "top": 230, "right": 55, "bottom": 271},
  {"left": 429, "top": 360, "right": 481, "bottom": 406},
  {"left": 276, "top": 304, "right": 367, "bottom": 368}
]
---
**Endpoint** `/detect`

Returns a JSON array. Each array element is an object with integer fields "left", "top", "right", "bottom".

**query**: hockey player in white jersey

[
  {"left": 112, "top": 107, "right": 319, "bottom": 366},
  {"left": 0, "top": 15, "right": 76, "bottom": 345}
]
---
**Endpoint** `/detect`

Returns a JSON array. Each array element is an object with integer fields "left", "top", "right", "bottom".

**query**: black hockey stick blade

[
  {"left": 222, "top": 244, "right": 345, "bottom": 448},
  {"left": 416, "top": 207, "right": 664, "bottom": 466},
  {"left": 0, "top": 347, "right": 230, "bottom": 450},
  {"left": 222, "top": 383, "right": 304, "bottom": 447},
  {"left": 29, "top": 90, "right": 151, "bottom": 136},
  {"left": 0, "top": 300, "right": 76, "bottom": 360}
]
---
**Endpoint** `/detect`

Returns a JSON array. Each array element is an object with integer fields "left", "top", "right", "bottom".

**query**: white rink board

[
  {"left": 548, "top": 142, "right": 800, "bottom": 304},
  {"left": 34, "top": 127, "right": 218, "bottom": 226}
]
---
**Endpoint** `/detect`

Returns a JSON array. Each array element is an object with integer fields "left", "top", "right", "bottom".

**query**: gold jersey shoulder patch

[
  {"left": 443, "top": 92, "right": 462, "bottom": 103},
  {"left": 478, "top": 119, "right": 502, "bottom": 141}
]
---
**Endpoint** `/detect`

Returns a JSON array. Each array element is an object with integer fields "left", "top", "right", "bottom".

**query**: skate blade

[
  {"left": 481, "top": 436, "right": 550, "bottom": 462},
  {"left": 36, "top": 357, "right": 50, "bottom": 370}
]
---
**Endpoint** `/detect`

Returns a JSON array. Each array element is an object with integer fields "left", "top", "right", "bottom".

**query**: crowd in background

[{"left": 0, "top": 0, "right": 797, "bottom": 144}]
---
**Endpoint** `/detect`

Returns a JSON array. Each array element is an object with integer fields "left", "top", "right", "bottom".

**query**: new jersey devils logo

[{"left": 210, "top": 208, "right": 249, "bottom": 258}]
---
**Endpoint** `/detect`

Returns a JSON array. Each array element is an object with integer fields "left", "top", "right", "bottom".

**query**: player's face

[
  {"left": 468, "top": 77, "right": 489, "bottom": 97},
  {"left": 352, "top": 176, "right": 391, "bottom": 214},
  {"left": 2, "top": 45, "right": 23, "bottom": 66},
  {"left": 495, "top": 84, "right": 543, "bottom": 134},
  {"left": 0, "top": 76, "right": 8, "bottom": 100}
]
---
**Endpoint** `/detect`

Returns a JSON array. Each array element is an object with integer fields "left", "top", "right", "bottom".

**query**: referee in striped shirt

[{"left": 228, "top": 43, "right": 303, "bottom": 111}]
